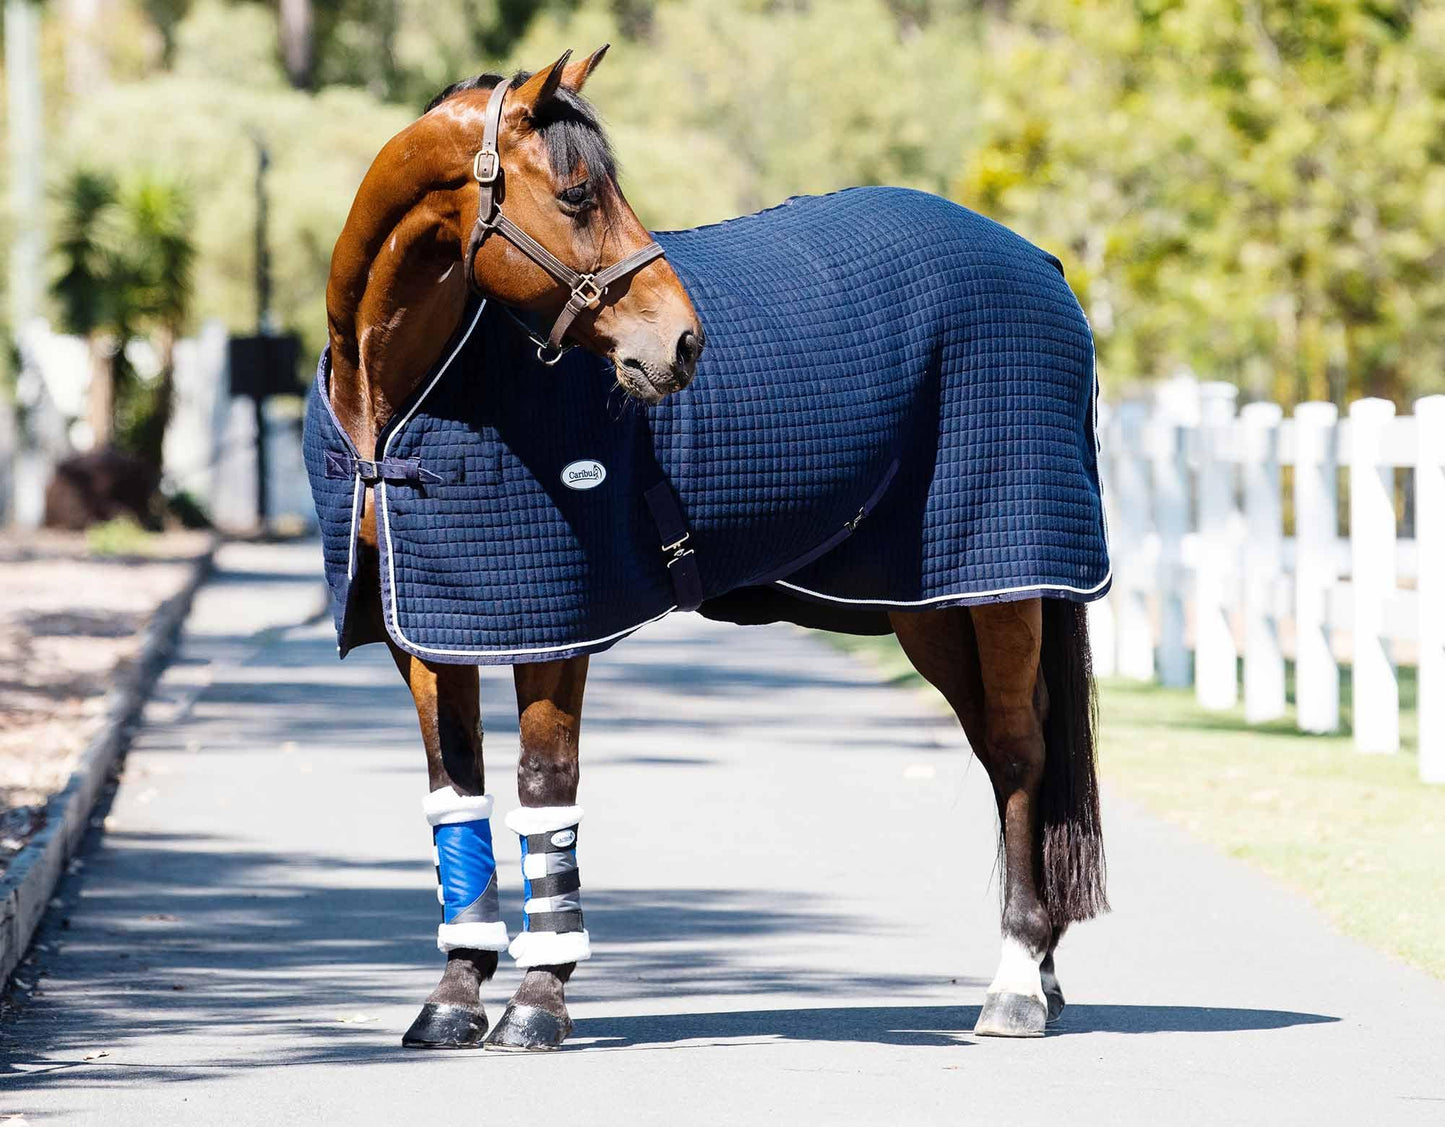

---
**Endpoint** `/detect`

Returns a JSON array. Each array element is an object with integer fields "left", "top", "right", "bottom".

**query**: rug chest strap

[
  {"left": 323, "top": 450, "right": 441, "bottom": 486},
  {"left": 643, "top": 482, "right": 703, "bottom": 612}
]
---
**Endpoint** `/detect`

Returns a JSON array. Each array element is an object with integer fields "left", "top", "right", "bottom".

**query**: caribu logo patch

[
  {"left": 550, "top": 829, "right": 577, "bottom": 848},
  {"left": 561, "top": 460, "right": 606, "bottom": 490}
]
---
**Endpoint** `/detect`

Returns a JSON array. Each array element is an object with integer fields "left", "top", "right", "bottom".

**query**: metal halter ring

[{"left": 536, "top": 341, "right": 567, "bottom": 366}]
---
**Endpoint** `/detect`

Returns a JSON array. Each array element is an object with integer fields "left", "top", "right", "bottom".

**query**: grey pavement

[{"left": 2, "top": 540, "right": 1442, "bottom": 1125}]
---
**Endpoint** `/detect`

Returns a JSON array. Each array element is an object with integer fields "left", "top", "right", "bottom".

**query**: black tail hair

[{"left": 1037, "top": 599, "right": 1108, "bottom": 925}]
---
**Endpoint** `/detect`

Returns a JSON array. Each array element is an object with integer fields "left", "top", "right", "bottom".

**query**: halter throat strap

[{"left": 464, "top": 79, "right": 666, "bottom": 360}]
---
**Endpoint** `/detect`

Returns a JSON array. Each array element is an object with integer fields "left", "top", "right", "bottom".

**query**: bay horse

[{"left": 320, "top": 46, "right": 1106, "bottom": 1051}]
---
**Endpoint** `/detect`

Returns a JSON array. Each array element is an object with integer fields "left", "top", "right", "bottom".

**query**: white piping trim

[
  {"left": 774, "top": 568, "right": 1112, "bottom": 608},
  {"left": 346, "top": 473, "right": 361, "bottom": 581},
  {"left": 384, "top": 301, "right": 488, "bottom": 449}
]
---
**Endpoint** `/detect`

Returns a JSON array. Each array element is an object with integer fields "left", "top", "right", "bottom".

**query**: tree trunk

[
  {"left": 87, "top": 332, "right": 114, "bottom": 449},
  {"left": 279, "top": 0, "right": 314, "bottom": 90}
]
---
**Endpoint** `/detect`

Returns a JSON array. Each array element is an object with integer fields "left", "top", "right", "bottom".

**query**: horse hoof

[
  {"left": 483, "top": 1003, "right": 573, "bottom": 1052},
  {"left": 974, "top": 992, "right": 1047, "bottom": 1038},
  {"left": 1045, "top": 984, "right": 1066, "bottom": 1024},
  {"left": 402, "top": 1003, "right": 489, "bottom": 1049}
]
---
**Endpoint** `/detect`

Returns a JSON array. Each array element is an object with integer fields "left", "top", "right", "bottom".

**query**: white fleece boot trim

[
  {"left": 509, "top": 928, "right": 591, "bottom": 967},
  {"left": 423, "top": 790, "right": 495, "bottom": 827},
  {"left": 437, "top": 920, "right": 511, "bottom": 953},
  {"left": 504, "top": 805, "right": 584, "bottom": 835}
]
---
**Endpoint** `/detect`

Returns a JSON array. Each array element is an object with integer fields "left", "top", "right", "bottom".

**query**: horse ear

[
  {"left": 561, "top": 44, "right": 609, "bottom": 93},
  {"left": 512, "top": 50, "right": 572, "bottom": 118}
]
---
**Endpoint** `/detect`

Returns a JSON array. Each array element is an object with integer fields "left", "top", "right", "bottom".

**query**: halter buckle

[
  {"left": 473, "top": 149, "right": 500, "bottom": 184},
  {"left": 571, "top": 275, "right": 605, "bottom": 308}
]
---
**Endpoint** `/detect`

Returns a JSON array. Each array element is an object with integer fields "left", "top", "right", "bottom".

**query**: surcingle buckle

[{"left": 662, "top": 533, "right": 693, "bottom": 569}]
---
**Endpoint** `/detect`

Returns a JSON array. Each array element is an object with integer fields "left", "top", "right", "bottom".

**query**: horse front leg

[
  {"left": 389, "top": 642, "right": 508, "bottom": 1049},
  {"left": 484, "top": 655, "right": 590, "bottom": 1051}
]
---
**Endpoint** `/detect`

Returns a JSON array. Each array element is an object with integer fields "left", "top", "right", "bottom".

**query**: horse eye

[{"left": 558, "top": 182, "right": 591, "bottom": 208}]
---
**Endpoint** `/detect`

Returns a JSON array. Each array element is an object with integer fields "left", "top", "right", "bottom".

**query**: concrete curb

[{"left": 0, "top": 538, "right": 218, "bottom": 988}]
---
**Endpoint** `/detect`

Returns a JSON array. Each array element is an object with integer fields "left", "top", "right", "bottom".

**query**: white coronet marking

[
  {"left": 550, "top": 829, "right": 576, "bottom": 848},
  {"left": 987, "top": 936, "right": 1045, "bottom": 1005},
  {"left": 561, "top": 459, "right": 607, "bottom": 490}
]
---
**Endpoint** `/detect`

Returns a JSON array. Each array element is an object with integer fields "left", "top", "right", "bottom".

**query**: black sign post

[
  {"left": 228, "top": 135, "right": 302, "bottom": 530},
  {"left": 228, "top": 333, "right": 300, "bottom": 526}
]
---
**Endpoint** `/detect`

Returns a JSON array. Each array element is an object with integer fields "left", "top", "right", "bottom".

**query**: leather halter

[{"left": 464, "top": 79, "right": 666, "bottom": 364}]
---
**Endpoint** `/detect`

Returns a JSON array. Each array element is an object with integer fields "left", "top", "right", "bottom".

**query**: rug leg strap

[
  {"left": 505, "top": 805, "right": 591, "bottom": 967},
  {"left": 425, "top": 790, "right": 510, "bottom": 953}
]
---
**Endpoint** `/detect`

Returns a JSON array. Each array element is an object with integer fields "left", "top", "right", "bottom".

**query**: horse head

[{"left": 433, "top": 47, "right": 704, "bottom": 403}]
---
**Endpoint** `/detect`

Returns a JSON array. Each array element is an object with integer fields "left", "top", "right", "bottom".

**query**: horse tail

[{"left": 1037, "top": 598, "right": 1108, "bottom": 926}]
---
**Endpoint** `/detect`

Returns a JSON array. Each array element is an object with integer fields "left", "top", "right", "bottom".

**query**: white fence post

[
  {"left": 1416, "top": 396, "right": 1445, "bottom": 782},
  {"left": 1294, "top": 401, "right": 1340, "bottom": 734},
  {"left": 1089, "top": 402, "right": 1118, "bottom": 677},
  {"left": 1113, "top": 402, "right": 1155, "bottom": 680},
  {"left": 1195, "top": 383, "right": 1239, "bottom": 709},
  {"left": 1349, "top": 397, "right": 1399, "bottom": 754},
  {"left": 1153, "top": 419, "right": 1191, "bottom": 688},
  {"left": 1241, "top": 402, "right": 1286, "bottom": 722}
]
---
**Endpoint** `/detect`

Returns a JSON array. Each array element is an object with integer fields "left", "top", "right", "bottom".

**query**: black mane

[{"left": 426, "top": 71, "right": 617, "bottom": 183}]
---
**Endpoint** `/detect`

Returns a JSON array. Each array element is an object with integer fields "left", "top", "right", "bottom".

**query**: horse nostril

[{"left": 675, "top": 329, "right": 703, "bottom": 374}]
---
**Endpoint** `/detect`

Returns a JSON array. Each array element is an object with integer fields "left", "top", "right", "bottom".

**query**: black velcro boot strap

[
  {"left": 525, "top": 827, "right": 579, "bottom": 854},
  {"left": 527, "top": 868, "right": 582, "bottom": 898},
  {"left": 527, "top": 910, "right": 584, "bottom": 933}
]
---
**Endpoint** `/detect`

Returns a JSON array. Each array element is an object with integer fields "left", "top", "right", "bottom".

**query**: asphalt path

[{"left": 2, "top": 541, "right": 1442, "bottom": 1125}]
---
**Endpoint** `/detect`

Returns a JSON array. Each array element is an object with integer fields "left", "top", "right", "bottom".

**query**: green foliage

[
  {"left": 953, "top": 0, "right": 1445, "bottom": 402},
  {"left": 54, "top": 1, "right": 415, "bottom": 362},
  {"left": 85, "top": 514, "right": 154, "bottom": 556},
  {"left": 23, "top": 0, "right": 1445, "bottom": 407},
  {"left": 50, "top": 166, "right": 197, "bottom": 461}
]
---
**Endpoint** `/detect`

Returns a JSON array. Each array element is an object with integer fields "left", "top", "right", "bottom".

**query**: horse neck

[{"left": 326, "top": 120, "right": 473, "bottom": 456}]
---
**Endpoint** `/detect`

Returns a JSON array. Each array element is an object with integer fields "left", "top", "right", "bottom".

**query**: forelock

[{"left": 425, "top": 70, "right": 617, "bottom": 184}]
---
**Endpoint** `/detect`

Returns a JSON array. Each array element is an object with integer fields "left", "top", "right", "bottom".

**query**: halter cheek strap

[{"left": 465, "top": 80, "right": 667, "bottom": 362}]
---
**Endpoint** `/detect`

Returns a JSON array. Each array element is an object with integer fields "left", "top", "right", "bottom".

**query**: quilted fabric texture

[{"left": 304, "top": 186, "right": 1110, "bottom": 664}]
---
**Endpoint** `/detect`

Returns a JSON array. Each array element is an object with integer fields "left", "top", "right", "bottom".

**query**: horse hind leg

[
  {"left": 893, "top": 601, "right": 1093, "bottom": 1038},
  {"left": 389, "top": 642, "right": 504, "bottom": 1049}
]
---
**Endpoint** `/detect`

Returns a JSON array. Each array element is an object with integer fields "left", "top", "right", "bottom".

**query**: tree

[{"left": 50, "top": 168, "right": 196, "bottom": 466}]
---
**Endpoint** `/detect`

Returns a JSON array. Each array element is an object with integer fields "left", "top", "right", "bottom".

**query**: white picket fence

[{"left": 1090, "top": 377, "right": 1444, "bottom": 784}]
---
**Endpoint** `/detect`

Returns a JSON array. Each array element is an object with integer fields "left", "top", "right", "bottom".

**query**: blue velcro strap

[
  {"left": 434, "top": 819, "right": 500, "bottom": 925},
  {"left": 323, "top": 449, "right": 442, "bottom": 485}
]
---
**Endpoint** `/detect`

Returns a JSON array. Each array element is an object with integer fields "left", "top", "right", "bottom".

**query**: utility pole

[
  {"left": 6, "top": 0, "right": 44, "bottom": 338},
  {"left": 6, "top": 0, "right": 46, "bottom": 527}
]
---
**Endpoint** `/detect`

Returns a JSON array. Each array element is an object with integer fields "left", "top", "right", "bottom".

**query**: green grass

[
  {"left": 86, "top": 515, "right": 155, "bottom": 557},
  {"left": 825, "top": 632, "right": 1445, "bottom": 979}
]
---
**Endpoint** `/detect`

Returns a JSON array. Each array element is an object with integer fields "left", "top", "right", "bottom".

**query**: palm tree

[{"left": 51, "top": 168, "right": 195, "bottom": 469}]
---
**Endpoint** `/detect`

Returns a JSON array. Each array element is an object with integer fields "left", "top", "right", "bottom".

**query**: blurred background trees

[{"left": 3, "top": 0, "right": 1443, "bottom": 410}]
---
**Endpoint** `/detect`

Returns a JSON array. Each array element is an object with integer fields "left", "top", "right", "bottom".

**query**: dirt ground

[{"left": 0, "top": 529, "right": 211, "bottom": 876}]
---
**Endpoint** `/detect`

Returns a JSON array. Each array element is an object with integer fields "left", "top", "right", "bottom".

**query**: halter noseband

[{"left": 464, "top": 79, "right": 666, "bottom": 365}]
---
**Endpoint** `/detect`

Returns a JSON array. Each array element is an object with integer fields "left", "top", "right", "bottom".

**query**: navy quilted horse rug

[{"left": 304, "top": 186, "right": 1111, "bottom": 665}]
